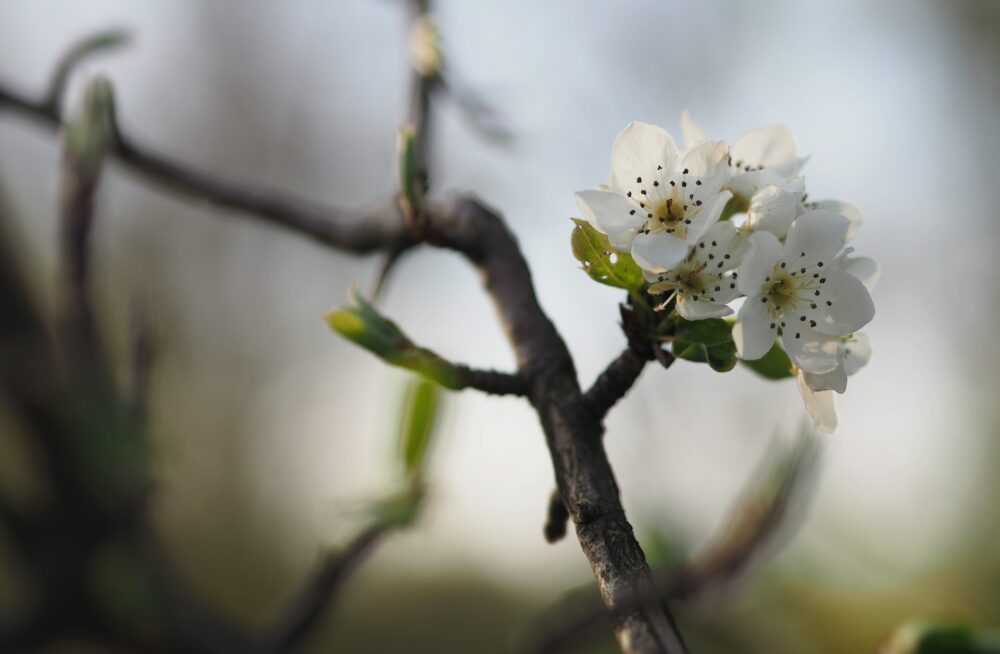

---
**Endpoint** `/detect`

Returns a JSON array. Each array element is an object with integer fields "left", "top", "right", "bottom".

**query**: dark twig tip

[{"left": 543, "top": 489, "right": 570, "bottom": 544}]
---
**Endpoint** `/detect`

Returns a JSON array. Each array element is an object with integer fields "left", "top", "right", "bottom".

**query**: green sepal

[
  {"left": 740, "top": 341, "right": 795, "bottom": 380},
  {"left": 672, "top": 317, "right": 738, "bottom": 372}
]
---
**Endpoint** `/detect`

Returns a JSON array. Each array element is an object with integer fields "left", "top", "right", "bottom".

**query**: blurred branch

[
  {"left": 0, "top": 13, "right": 689, "bottom": 653},
  {"left": 0, "top": 73, "right": 416, "bottom": 256},
  {"left": 260, "top": 523, "right": 389, "bottom": 654},
  {"left": 436, "top": 73, "right": 515, "bottom": 145},
  {"left": 528, "top": 432, "right": 820, "bottom": 654},
  {"left": 370, "top": 242, "right": 411, "bottom": 298},
  {"left": 127, "top": 293, "right": 155, "bottom": 420}
]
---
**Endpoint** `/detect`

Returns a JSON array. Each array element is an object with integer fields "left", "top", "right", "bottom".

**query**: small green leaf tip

[
  {"left": 570, "top": 218, "right": 645, "bottom": 291},
  {"left": 740, "top": 341, "right": 795, "bottom": 380},
  {"left": 325, "top": 288, "right": 462, "bottom": 389}
]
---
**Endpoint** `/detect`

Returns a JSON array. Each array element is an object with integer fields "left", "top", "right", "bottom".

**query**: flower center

[
  {"left": 648, "top": 260, "right": 707, "bottom": 296},
  {"left": 643, "top": 192, "right": 693, "bottom": 239},
  {"left": 764, "top": 273, "right": 799, "bottom": 311}
]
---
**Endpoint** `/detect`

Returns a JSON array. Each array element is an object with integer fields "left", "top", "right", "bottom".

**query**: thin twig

[
  {"left": 260, "top": 522, "right": 389, "bottom": 654},
  {"left": 583, "top": 348, "right": 651, "bottom": 421},
  {"left": 0, "top": 78, "right": 416, "bottom": 255}
]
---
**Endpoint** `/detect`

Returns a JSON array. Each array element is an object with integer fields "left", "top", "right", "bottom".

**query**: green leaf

[
  {"left": 325, "top": 289, "right": 462, "bottom": 388},
  {"left": 570, "top": 219, "right": 644, "bottom": 291},
  {"left": 884, "top": 623, "right": 1000, "bottom": 654},
  {"left": 740, "top": 342, "right": 794, "bottom": 380},
  {"left": 398, "top": 379, "right": 441, "bottom": 479},
  {"left": 672, "top": 317, "right": 737, "bottom": 372}
]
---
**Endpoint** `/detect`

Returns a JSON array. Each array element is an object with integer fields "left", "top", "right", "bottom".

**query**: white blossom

[
  {"left": 732, "top": 210, "right": 875, "bottom": 373},
  {"left": 681, "top": 110, "right": 808, "bottom": 200},
  {"left": 573, "top": 114, "right": 879, "bottom": 434},
  {"left": 575, "top": 121, "right": 732, "bottom": 271},
  {"left": 644, "top": 221, "right": 743, "bottom": 319},
  {"left": 797, "top": 333, "right": 872, "bottom": 433}
]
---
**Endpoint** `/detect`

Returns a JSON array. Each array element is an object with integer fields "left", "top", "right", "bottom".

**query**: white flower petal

[
  {"left": 680, "top": 110, "right": 707, "bottom": 150},
  {"left": 748, "top": 185, "right": 799, "bottom": 238},
  {"left": 575, "top": 189, "right": 643, "bottom": 251},
  {"left": 782, "top": 326, "right": 840, "bottom": 374},
  {"left": 809, "top": 200, "right": 862, "bottom": 243},
  {"left": 803, "top": 360, "right": 848, "bottom": 393},
  {"left": 785, "top": 210, "right": 851, "bottom": 265},
  {"left": 631, "top": 231, "right": 689, "bottom": 272},
  {"left": 814, "top": 270, "right": 875, "bottom": 335},
  {"left": 686, "top": 190, "right": 731, "bottom": 243},
  {"left": 737, "top": 231, "right": 783, "bottom": 295},
  {"left": 733, "top": 294, "right": 776, "bottom": 360},
  {"left": 680, "top": 141, "right": 730, "bottom": 193},
  {"left": 844, "top": 255, "right": 881, "bottom": 291},
  {"left": 843, "top": 332, "right": 872, "bottom": 376},
  {"left": 677, "top": 298, "right": 733, "bottom": 320},
  {"left": 696, "top": 220, "right": 746, "bottom": 270},
  {"left": 727, "top": 168, "right": 787, "bottom": 199},
  {"left": 797, "top": 372, "right": 837, "bottom": 433},
  {"left": 611, "top": 121, "right": 679, "bottom": 192},
  {"left": 732, "top": 125, "right": 800, "bottom": 175}
]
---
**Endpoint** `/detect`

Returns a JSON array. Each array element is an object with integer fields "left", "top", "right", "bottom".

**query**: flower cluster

[{"left": 575, "top": 114, "right": 877, "bottom": 432}]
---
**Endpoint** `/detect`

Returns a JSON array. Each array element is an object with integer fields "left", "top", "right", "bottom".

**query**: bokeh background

[{"left": 1, "top": 1, "right": 998, "bottom": 652}]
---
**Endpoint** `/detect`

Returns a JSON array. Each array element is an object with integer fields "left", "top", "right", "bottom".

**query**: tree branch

[
  {"left": 583, "top": 348, "right": 651, "bottom": 422},
  {"left": 424, "top": 197, "right": 687, "bottom": 653},
  {"left": 0, "top": 77, "right": 416, "bottom": 255},
  {"left": 0, "top": 18, "right": 687, "bottom": 653},
  {"left": 528, "top": 433, "right": 820, "bottom": 653}
]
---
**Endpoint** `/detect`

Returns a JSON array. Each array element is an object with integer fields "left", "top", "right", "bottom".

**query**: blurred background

[{"left": 1, "top": 0, "right": 998, "bottom": 652}]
